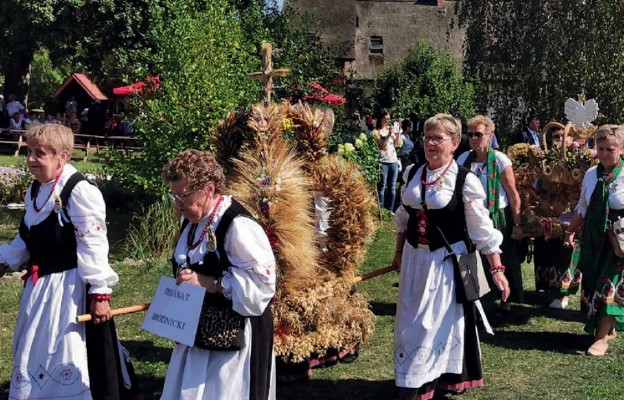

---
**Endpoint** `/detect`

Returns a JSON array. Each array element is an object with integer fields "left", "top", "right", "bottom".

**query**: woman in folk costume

[
  {"left": 456, "top": 115, "right": 524, "bottom": 313},
  {"left": 564, "top": 124, "right": 624, "bottom": 356},
  {"left": 161, "top": 150, "right": 275, "bottom": 400},
  {"left": 0, "top": 124, "right": 140, "bottom": 399},
  {"left": 538, "top": 125, "right": 582, "bottom": 309},
  {"left": 392, "top": 114, "right": 510, "bottom": 400}
]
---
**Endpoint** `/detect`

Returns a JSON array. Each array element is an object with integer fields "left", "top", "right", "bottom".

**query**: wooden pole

[
  {"left": 353, "top": 265, "right": 395, "bottom": 284},
  {"left": 75, "top": 303, "right": 151, "bottom": 323},
  {"left": 75, "top": 266, "right": 396, "bottom": 322}
]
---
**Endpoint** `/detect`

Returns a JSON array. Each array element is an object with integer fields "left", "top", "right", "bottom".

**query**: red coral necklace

[
  {"left": 187, "top": 195, "right": 223, "bottom": 251},
  {"left": 32, "top": 174, "right": 61, "bottom": 213},
  {"left": 421, "top": 161, "right": 453, "bottom": 191}
]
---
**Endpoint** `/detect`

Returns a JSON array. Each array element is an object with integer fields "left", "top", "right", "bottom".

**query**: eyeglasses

[
  {"left": 168, "top": 188, "right": 198, "bottom": 202},
  {"left": 423, "top": 135, "right": 452, "bottom": 144},
  {"left": 467, "top": 131, "right": 486, "bottom": 138}
]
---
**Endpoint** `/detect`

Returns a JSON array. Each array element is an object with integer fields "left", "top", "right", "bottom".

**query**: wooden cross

[{"left": 248, "top": 41, "right": 290, "bottom": 105}]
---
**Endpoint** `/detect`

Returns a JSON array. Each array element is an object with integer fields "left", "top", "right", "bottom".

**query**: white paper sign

[{"left": 141, "top": 276, "right": 205, "bottom": 346}]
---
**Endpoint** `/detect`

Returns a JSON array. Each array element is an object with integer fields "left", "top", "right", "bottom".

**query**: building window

[
  {"left": 306, "top": 32, "right": 320, "bottom": 46},
  {"left": 370, "top": 36, "right": 383, "bottom": 54},
  {"left": 356, "top": 15, "right": 359, "bottom": 28}
]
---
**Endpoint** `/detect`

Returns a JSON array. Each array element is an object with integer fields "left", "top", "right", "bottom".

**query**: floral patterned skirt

[{"left": 579, "top": 210, "right": 624, "bottom": 334}]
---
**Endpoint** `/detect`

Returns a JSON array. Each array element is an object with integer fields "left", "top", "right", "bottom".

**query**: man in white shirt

[
  {"left": 9, "top": 112, "right": 26, "bottom": 130},
  {"left": 6, "top": 94, "right": 24, "bottom": 119}
]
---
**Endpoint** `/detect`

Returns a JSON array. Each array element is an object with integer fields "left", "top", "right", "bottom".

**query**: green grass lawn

[
  {"left": 0, "top": 154, "right": 106, "bottom": 175},
  {"left": 1, "top": 216, "right": 623, "bottom": 399}
]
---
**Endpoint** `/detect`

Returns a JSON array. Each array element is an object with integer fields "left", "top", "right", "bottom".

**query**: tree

[
  {"left": 109, "top": 0, "right": 259, "bottom": 194},
  {"left": 0, "top": 0, "right": 161, "bottom": 101},
  {"left": 457, "top": 0, "right": 624, "bottom": 142},
  {"left": 371, "top": 40, "right": 476, "bottom": 127}
]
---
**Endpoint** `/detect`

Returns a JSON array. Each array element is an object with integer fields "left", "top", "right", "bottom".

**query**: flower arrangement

[
  {"left": 509, "top": 121, "right": 598, "bottom": 239},
  {"left": 338, "top": 133, "right": 380, "bottom": 188}
]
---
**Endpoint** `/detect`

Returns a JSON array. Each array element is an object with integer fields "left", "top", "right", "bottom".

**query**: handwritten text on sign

[{"left": 141, "top": 276, "right": 205, "bottom": 346}]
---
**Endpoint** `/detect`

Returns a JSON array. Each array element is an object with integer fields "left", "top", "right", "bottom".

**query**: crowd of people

[
  {"left": 1, "top": 94, "right": 135, "bottom": 139},
  {"left": 1, "top": 109, "right": 623, "bottom": 400}
]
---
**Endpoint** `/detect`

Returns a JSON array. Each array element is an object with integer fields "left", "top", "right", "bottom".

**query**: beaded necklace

[
  {"left": 421, "top": 160, "right": 453, "bottom": 192},
  {"left": 187, "top": 195, "right": 223, "bottom": 251},
  {"left": 32, "top": 173, "right": 61, "bottom": 213}
]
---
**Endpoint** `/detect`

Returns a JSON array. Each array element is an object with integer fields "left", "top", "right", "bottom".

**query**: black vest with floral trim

[
  {"left": 171, "top": 199, "right": 255, "bottom": 309},
  {"left": 403, "top": 165, "right": 471, "bottom": 251},
  {"left": 19, "top": 172, "right": 86, "bottom": 276}
]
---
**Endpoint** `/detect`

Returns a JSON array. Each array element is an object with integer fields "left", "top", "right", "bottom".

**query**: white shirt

[
  {"left": 575, "top": 165, "right": 624, "bottom": 217},
  {"left": 6, "top": 100, "right": 24, "bottom": 117},
  {"left": 0, "top": 164, "right": 118, "bottom": 293},
  {"left": 456, "top": 150, "right": 512, "bottom": 209},
  {"left": 396, "top": 161, "right": 503, "bottom": 255}
]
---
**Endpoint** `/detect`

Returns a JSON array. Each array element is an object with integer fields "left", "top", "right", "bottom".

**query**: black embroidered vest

[
  {"left": 19, "top": 173, "right": 87, "bottom": 277},
  {"left": 404, "top": 165, "right": 471, "bottom": 251},
  {"left": 171, "top": 199, "right": 255, "bottom": 309}
]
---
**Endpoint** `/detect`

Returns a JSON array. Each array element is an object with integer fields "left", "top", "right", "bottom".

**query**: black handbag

[{"left": 194, "top": 297, "right": 246, "bottom": 351}]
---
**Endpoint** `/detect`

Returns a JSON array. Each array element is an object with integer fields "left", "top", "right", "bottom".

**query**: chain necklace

[
  {"left": 421, "top": 161, "right": 453, "bottom": 191},
  {"left": 32, "top": 173, "right": 61, "bottom": 213},
  {"left": 187, "top": 195, "right": 223, "bottom": 251}
]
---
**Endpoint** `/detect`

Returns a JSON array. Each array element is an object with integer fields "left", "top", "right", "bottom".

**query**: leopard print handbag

[{"left": 194, "top": 299, "right": 246, "bottom": 351}]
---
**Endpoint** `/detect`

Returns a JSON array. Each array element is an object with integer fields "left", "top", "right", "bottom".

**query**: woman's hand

[
  {"left": 392, "top": 252, "right": 402, "bottom": 272},
  {"left": 563, "top": 231, "right": 575, "bottom": 248},
  {"left": 176, "top": 268, "right": 201, "bottom": 286},
  {"left": 511, "top": 226, "right": 524, "bottom": 241},
  {"left": 492, "top": 272, "right": 510, "bottom": 302},
  {"left": 90, "top": 300, "right": 112, "bottom": 324}
]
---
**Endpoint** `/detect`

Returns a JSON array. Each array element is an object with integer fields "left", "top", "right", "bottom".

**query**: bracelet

[
  {"left": 91, "top": 293, "right": 112, "bottom": 302},
  {"left": 213, "top": 276, "right": 223, "bottom": 293},
  {"left": 564, "top": 230, "right": 575, "bottom": 235},
  {"left": 489, "top": 265, "right": 506, "bottom": 274}
]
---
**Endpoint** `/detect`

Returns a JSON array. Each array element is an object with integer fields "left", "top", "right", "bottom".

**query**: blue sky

[{"left": 271, "top": 0, "right": 284, "bottom": 10}]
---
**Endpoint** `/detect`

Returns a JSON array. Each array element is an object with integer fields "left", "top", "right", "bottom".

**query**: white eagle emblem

[{"left": 564, "top": 98, "right": 598, "bottom": 128}]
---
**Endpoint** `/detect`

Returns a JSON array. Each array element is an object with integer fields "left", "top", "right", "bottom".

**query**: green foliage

[
  {"left": 109, "top": 0, "right": 259, "bottom": 194},
  {"left": 371, "top": 40, "right": 476, "bottom": 127},
  {"left": 0, "top": 171, "right": 30, "bottom": 205},
  {"left": 457, "top": 0, "right": 624, "bottom": 143},
  {"left": 338, "top": 133, "right": 380, "bottom": 188},
  {"left": 0, "top": 0, "right": 162, "bottom": 97},
  {"left": 28, "top": 49, "right": 72, "bottom": 110},
  {"left": 125, "top": 199, "right": 178, "bottom": 262}
]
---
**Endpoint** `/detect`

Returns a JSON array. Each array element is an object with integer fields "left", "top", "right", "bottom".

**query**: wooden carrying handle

[
  {"left": 76, "top": 303, "right": 151, "bottom": 323},
  {"left": 353, "top": 266, "right": 395, "bottom": 283},
  {"left": 76, "top": 267, "right": 396, "bottom": 323}
]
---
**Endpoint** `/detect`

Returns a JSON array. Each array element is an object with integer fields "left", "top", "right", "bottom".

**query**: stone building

[{"left": 286, "top": 0, "right": 464, "bottom": 90}]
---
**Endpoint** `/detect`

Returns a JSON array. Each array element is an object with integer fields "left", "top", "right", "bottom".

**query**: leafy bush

[
  {"left": 338, "top": 133, "right": 380, "bottom": 188},
  {"left": 108, "top": 0, "right": 259, "bottom": 195},
  {"left": 0, "top": 169, "right": 30, "bottom": 205},
  {"left": 372, "top": 40, "right": 476, "bottom": 126}
]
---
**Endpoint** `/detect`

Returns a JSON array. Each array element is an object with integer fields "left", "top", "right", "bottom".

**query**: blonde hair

[
  {"left": 423, "top": 113, "right": 461, "bottom": 141},
  {"left": 26, "top": 124, "right": 74, "bottom": 154},
  {"left": 594, "top": 124, "right": 624, "bottom": 148},
  {"left": 467, "top": 115, "right": 495, "bottom": 134},
  {"left": 162, "top": 149, "right": 226, "bottom": 193}
]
